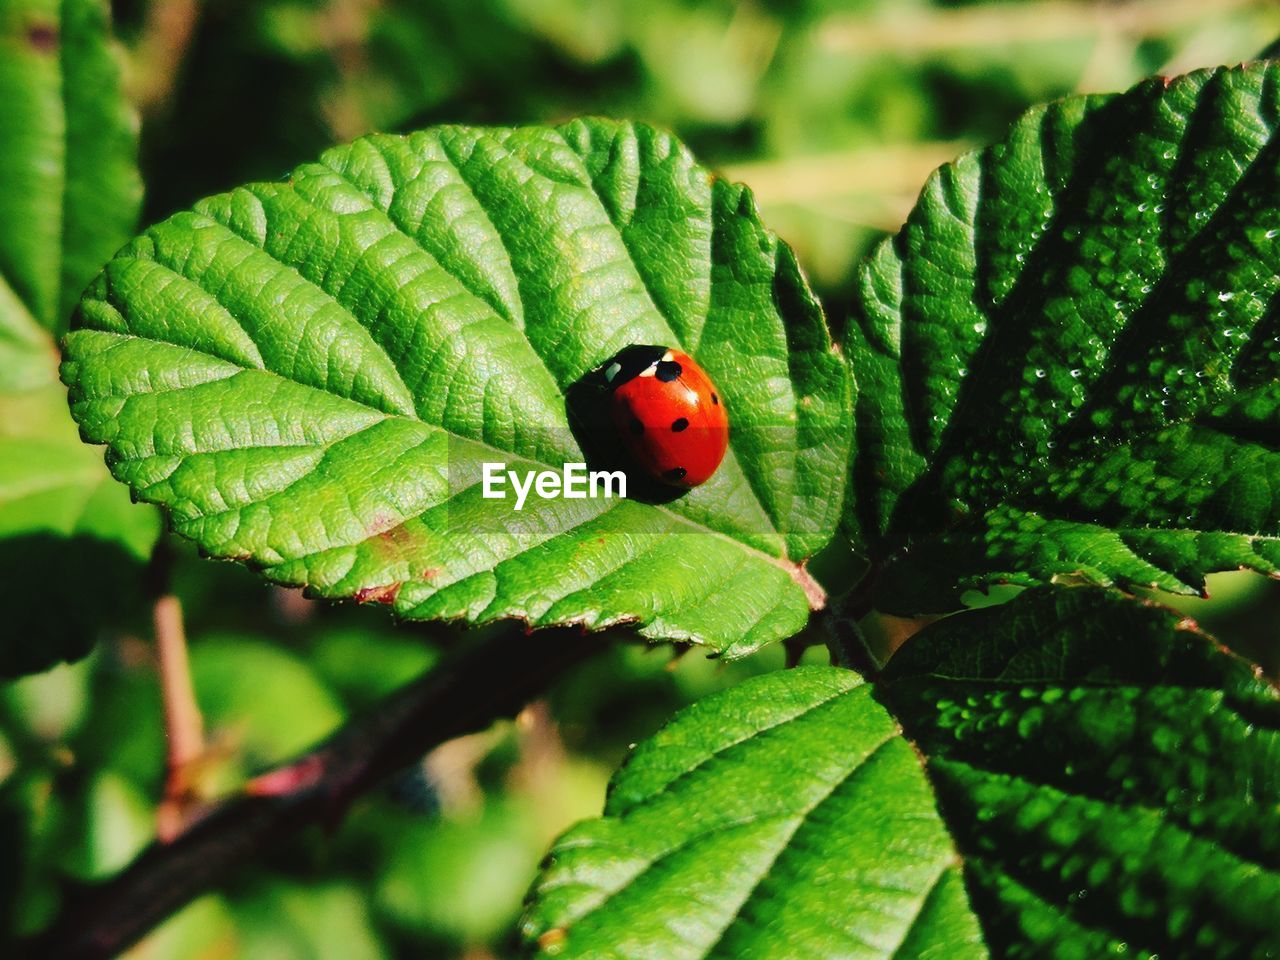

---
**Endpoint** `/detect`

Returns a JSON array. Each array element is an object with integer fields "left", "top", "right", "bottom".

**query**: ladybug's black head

[{"left": 601, "top": 344, "right": 681, "bottom": 389}]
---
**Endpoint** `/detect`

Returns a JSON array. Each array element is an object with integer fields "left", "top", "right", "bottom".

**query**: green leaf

[
  {"left": 526, "top": 587, "right": 1280, "bottom": 958},
  {"left": 62, "top": 119, "right": 850, "bottom": 655},
  {"left": 847, "top": 61, "right": 1280, "bottom": 613},
  {"left": 523, "top": 666, "right": 983, "bottom": 958},
  {"left": 0, "top": 0, "right": 159, "bottom": 677},
  {"left": 0, "top": 0, "right": 141, "bottom": 334},
  {"left": 882, "top": 587, "right": 1280, "bottom": 959}
]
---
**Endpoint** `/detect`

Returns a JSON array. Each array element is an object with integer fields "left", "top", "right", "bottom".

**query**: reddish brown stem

[
  {"left": 153, "top": 591, "right": 204, "bottom": 841},
  {"left": 24, "top": 626, "right": 604, "bottom": 960}
]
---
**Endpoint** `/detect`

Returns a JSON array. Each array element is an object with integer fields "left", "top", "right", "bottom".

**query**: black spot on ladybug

[
  {"left": 711, "top": 392, "right": 719, "bottom": 405},
  {"left": 665, "top": 467, "right": 687, "bottom": 482},
  {"left": 655, "top": 360, "right": 682, "bottom": 382},
  {"left": 630, "top": 417, "right": 644, "bottom": 435},
  {"left": 671, "top": 417, "right": 689, "bottom": 433}
]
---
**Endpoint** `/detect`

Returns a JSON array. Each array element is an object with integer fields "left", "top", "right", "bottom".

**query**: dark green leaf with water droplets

[
  {"left": 61, "top": 120, "right": 850, "bottom": 655},
  {"left": 525, "top": 586, "right": 1280, "bottom": 958},
  {"left": 848, "top": 61, "right": 1280, "bottom": 612},
  {"left": 881, "top": 586, "right": 1280, "bottom": 960},
  {"left": 0, "top": 0, "right": 159, "bottom": 677}
]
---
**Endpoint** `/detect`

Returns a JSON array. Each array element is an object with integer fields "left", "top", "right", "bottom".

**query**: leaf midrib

[
  {"left": 415, "top": 124, "right": 792, "bottom": 546},
  {"left": 139, "top": 135, "right": 800, "bottom": 564},
  {"left": 188, "top": 141, "right": 791, "bottom": 559},
  {"left": 86, "top": 327, "right": 803, "bottom": 579}
]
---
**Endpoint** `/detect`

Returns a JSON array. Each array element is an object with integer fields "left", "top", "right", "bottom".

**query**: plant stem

[
  {"left": 153, "top": 589, "right": 204, "bottom": 842},
  {"left": 24, "top": 625, "right": 605, "bottom": 960}
]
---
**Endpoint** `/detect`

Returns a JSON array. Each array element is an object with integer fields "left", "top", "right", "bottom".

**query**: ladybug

[{"left": 602, "top": 345, "right": 729, "bottom": 488}]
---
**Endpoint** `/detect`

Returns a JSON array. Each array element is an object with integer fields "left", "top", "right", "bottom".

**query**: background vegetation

[{"left": 5, "top": 1, "right": 1280, "bottom": 957}]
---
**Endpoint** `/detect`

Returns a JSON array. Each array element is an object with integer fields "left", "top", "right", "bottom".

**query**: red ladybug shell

[{"left": 604, "top": 346, "right": 729, "bottom": 487}]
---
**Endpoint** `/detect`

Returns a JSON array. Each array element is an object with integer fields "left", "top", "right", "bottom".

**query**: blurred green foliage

[
  {"left": 115, "top": 0, "right": 1280, "bottom": 300},
  {"left": 1, "top": 539, "right": 807, "bottom": 956},
  {"left": 4, "top": 0, "right": 1280, "bottom": 956}
]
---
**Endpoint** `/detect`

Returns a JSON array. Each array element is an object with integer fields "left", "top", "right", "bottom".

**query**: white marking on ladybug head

[
  {"left": 638, "top": 362, "right": 658, "bottom": 377},
  {"left": 662, "top": 350, "right": 674, "bottom": 362},
  {"left": 604, "top": 361, "right": 622, "bottom": 383}
]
